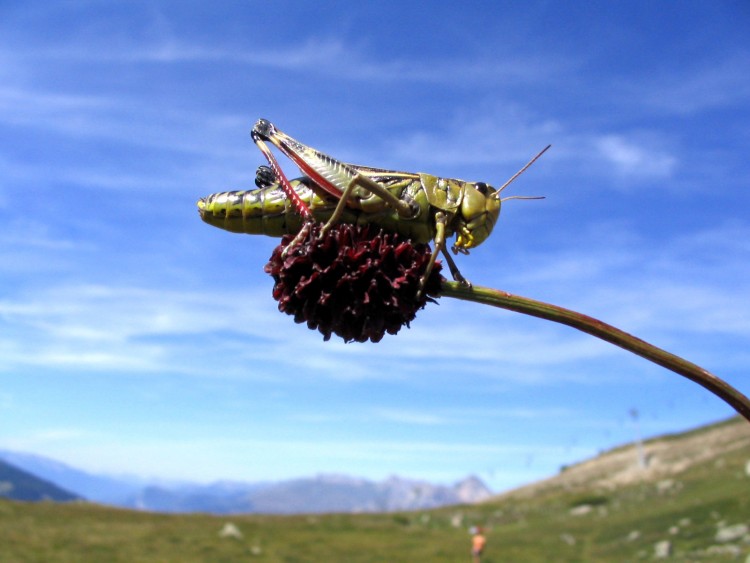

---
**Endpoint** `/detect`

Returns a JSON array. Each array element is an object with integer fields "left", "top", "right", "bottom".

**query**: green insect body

[
  {"left": 198, "top": 179, "right": 338, "bottom": 236},
  {"left": 197, "top": 119, "right": 546, "bottom": 289},
  {"left": 198, "top": 175, "right": 437, "bottom": 243}
]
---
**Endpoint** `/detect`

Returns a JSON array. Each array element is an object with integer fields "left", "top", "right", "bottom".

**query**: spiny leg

[
  {"left": 252, "top": 132, "right": 313, "bottom": 255},
  {"left": 252, "top": 132, "right": 312, "bottom": 222}
]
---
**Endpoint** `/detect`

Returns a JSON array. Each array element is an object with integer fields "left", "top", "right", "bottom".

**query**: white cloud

[{"left": 594, "top": 134, "right": 677, "bottom": 178}]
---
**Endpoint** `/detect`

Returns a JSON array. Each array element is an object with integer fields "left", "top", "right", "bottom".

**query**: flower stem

[{"left": 440, "top": 281, "right": 750, "bottom": 423}]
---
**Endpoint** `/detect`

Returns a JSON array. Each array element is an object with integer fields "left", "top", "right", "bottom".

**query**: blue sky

[{"left": 1, "top": 1, "right": 749, "bottom": 492}]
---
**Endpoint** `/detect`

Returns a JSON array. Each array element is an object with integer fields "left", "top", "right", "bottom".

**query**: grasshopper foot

[
  {"left": 453, "top": 272, "right": 472, "bottom": 288},
  {"left": 281, "top": 222, "right": 313, "bottom": 258},
  {"left": 255, "top": 165, "right": 276, "bottom": 188},
  {"left": 318, "top": 221, "right": 333, "bottom": 240}
]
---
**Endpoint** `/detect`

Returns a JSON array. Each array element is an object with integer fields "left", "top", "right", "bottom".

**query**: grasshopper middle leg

[{"left": 319, "top": 173, "right": 416, "bottom": 237}]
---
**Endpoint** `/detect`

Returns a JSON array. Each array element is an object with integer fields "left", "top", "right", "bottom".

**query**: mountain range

[
  {"left": 0, "top": 449, "right": 491, "bottom": 514},
  {"left": 0, "top": 458, "right": 80, "bottom": 503}
]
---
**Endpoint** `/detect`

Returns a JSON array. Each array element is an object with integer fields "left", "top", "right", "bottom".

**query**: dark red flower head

[{"left": 264, "top": 223, "right": 443, "bottom": 343}]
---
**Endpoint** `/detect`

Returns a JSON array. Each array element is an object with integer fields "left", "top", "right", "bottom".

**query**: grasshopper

[{"left": 198, "top": 119, "right": 548, "bottom": 295}]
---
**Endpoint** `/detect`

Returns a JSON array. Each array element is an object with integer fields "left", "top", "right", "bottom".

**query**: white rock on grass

[
  {"left": 219, "top": 522, "right": 243, "bottom": 539},
  {"left": 654, "top": 540, "right": 672, "bottom": 559},
  {"left": 715, "top": 523, "right": 749, "bottom": 543},
  {"left": 569, "top": 504, "right": 592, "bottom": 516}
]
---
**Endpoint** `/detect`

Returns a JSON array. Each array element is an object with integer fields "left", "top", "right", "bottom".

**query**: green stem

[{"left": 440, "top": 281, "right": 750, "bottom": 423}]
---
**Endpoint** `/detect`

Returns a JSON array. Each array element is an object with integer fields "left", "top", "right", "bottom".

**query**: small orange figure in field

[{"left": 471, "top": 526, "right": 486, "bottom": 562}]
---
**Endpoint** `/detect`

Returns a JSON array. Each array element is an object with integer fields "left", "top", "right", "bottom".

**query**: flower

[{"left": 264, "top": 222, "right": 443, "bottom": 343}]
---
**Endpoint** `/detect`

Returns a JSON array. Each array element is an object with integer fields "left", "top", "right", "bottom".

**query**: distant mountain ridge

[
  {"left": 0, "top": 449, "right": 145, "bottom": 504},
  {"left": 0, "top": 459, "right": 80, "bottom": 502},
  {"left": 124, "top": 473, "right": 491, "bottom": 514},
  {"left": 0, "top": 450, "right": 491, "bottom": 514}
]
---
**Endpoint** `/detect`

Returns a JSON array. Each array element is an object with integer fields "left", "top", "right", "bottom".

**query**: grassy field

[{"left": 1, "top": 418, "right": 749, "bottom": 562}]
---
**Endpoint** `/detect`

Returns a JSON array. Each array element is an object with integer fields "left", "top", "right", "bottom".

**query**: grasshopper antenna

[
  {"left": 500, "top": 195, "right": 546, "bottom": 202},
  {"left": 494, "top": 144, "right": 551, "bottom": 201}
]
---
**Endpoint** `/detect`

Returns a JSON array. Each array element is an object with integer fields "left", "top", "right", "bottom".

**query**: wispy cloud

[
  {"left": 0, "top": 283, "right": 283, "bottom": 374},
  {"left": 0, "top": 85, "right": 248, "bottom": 161},
  {"left": 3, "top": 213, "right": 747, "bottom": 380},
  {"left": 5, "top": 32, "right": 571, "bottom": 88},
  {"left": 593, "top": 134, "right": 677, "bottom": 179},
  {"left": 375, "top": 102, "right": 681, "bottom": 188},
  {"left": 368, "top": 405, "right": 577, "bottom": 426},
  {"left": 632, "top": 52, "right": 750, "bottom": 115},
  {"left": 371, "top": 408, "right": 450, "bottom": 426},
  {"left": 0, "top": 392, "right": 11, "bottom": 410},
  {"left": 15, "top": 432, "right": 595, "bottom": 483}
]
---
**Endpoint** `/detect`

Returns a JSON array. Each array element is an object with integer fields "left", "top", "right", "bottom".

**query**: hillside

[
  {"left": 0, "top": 459, "right": 80, "bottom": 503},
  {"left": 495, "top": 415, "right": 750, "bottom": 502},
  {"left": 0, "top": 416, "right": 748, "bottom": 561},
  {"left": 0, "top": 449, "right": 143, "bottom": 504}
]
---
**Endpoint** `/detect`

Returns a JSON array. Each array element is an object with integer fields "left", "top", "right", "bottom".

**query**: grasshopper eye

[{"left": 475, "top": 182, "right": 489, "bottom": 195}]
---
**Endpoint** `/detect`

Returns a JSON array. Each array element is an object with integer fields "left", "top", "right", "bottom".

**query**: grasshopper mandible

[{"left": 198, "top": 118, "right": 548, "bottom": 294}]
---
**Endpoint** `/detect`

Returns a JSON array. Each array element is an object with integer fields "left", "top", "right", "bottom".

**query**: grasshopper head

[
  {"left": 452, "top": 182, "right": 501, "bottom": 251},
  {"left": 452, "top": 145, "right": 550, "bottom": 251}
]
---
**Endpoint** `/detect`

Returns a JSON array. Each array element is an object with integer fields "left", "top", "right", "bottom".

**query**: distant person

[{"left": 471, "top": 526, "right": 486, "bottom": 562}]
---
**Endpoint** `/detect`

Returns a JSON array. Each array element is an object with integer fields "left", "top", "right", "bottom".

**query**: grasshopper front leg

[
  {"left": 440, "top": 248, "right": 470, "bottom": 287},
  {"left": 321, "top": 173, "right": 454, "bottom": 298},
  {"left": 324, "top": 176, "right": 469, "bottom": 297},
  {"left": 415, "top": 211, "right": 448, "bottom": 299},
  {"left": 416, "top": 211, "right": 470, "bottom": 298}
]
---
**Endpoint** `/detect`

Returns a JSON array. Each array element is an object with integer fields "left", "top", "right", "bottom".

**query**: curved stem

[{"left": 440, "top": 281, "right": 750, "bottom": 423}]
